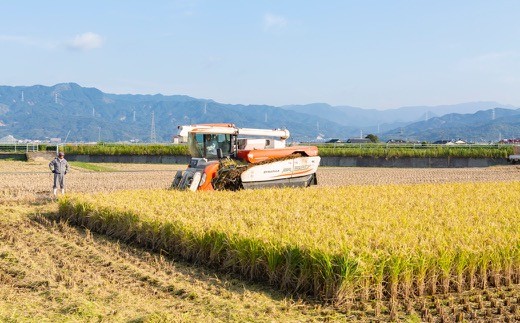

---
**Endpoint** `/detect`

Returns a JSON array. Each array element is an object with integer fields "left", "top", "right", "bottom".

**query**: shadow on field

[{"left": 32, "top": 210, "right": 320, "bottom": 307}]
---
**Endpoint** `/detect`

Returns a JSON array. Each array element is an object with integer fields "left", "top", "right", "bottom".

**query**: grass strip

[
  {"left": 317, "top": 145, "right": 513, "bottom": 158},
  {"left": 69, "top": 162, "right": 117, "bottom": 172},
  {"left": 61, "top": 144, "right": 190, "bottom": 156}
]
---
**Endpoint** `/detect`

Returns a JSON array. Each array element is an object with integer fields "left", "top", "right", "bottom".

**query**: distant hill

[
  {"left": 282, "top": 102, "right": 518, "bottom": 134},
  {"left": 1, "top": 83, "right": 518, "bottom": 143},
  {"left": 0, "top": 83, "right": 354, "bottom": 142},
  {"left": 382, "top": 108, "right": 520, "bottom": 142}
]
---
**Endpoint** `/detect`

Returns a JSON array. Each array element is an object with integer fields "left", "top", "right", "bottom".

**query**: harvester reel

[{"left": 212, "top": 158, "right": 247, "bottom": 191}]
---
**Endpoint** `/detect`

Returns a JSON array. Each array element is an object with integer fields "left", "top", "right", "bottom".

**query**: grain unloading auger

[{"left": 171, "top": 123, "right": 320, "bottom": 191}]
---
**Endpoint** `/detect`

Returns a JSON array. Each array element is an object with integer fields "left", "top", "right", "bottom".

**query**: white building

[{"left": 0, "top": 135, "right": 17, "bottom": 143}]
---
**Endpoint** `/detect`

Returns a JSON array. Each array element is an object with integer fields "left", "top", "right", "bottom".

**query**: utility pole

[{"left": 150, "top": 111, "right": 157, "bottom": 143}]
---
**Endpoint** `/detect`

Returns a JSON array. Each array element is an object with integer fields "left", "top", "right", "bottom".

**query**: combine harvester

[{"left": 171, "top": 123, "right": 320, "bottom": 191}]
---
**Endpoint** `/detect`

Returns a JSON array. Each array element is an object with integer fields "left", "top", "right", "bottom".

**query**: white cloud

[
  {"left": 263, "top": 13, "right": 287, "bottom": 31},
  {"left": 68, "top": 32, "right": 104, "bottom": 51}
]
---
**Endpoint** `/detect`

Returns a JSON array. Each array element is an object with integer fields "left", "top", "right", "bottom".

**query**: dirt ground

[{"left": 1, "top": 161, "right": 519, "bottom": 202}]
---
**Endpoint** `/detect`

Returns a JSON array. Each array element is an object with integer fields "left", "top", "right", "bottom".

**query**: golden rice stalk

[{"left": 57, "top": 181, "right": 520, "bottom": 303}]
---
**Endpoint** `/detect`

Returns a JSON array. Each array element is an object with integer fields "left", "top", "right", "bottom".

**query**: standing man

[{"left": 49, "top": 152, "right": 69, "bottom": 197}]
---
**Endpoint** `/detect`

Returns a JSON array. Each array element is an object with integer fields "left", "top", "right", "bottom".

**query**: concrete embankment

[
  {"left": 0, "top": 153, "right": 510, "bottom": 168},
  {"left": 0, "top": 153, "right": 27, "bottom": 161}
]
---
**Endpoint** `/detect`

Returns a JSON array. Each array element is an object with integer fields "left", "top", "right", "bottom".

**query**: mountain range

[{"left": 0, "top": 83, "right": 518, "bottom": 143}]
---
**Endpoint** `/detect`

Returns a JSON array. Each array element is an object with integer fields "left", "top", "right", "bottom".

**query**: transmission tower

[{"left": 150, "top": 111, "right": 157, "bottom": 143}]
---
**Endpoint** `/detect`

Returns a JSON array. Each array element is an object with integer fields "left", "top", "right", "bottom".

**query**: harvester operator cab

[{"left": 188, "top": 133, "right": 233, "bottom": 159}]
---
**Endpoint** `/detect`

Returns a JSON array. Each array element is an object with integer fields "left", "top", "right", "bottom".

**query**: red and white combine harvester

[{"left": 171, "top": 123, "right": 320, "bottom": 191}]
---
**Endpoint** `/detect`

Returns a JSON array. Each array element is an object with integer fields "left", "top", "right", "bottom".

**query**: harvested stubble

[{"left": 57, "top": 181, "right": 520, "bottom": 305}]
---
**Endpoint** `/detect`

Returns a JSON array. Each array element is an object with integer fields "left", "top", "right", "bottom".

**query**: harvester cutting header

[{"left": 171, "top": 123, "right": 320, "bottom": 191}]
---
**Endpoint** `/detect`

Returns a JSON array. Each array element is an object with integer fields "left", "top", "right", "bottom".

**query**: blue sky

[{"left": 1, "top": 1, "right": 520, "bottom": 109}]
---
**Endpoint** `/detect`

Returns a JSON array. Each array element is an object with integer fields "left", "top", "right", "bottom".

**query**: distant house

[
  {"left": 347, "top": 138, "right": 371, "bottom": 144},
  {"left": 50, "top": 138, "right": 62, "bottom": 143},
  {"left": 172, "top": 135, "right": 184, "bottom": 144},
  {"left": 0, "top": 135, "right": 17, "bottom": 143},
  {"left": 325, "top": 138, "right": 342, "bottom": 143},
  {"left": 500, "top": 138, "right": 520, "bottom": 144},
  {"left": 433, "top": 140, "right": 452, "bottom": 145},
  {"left": 386, "top": 139, "right": 408, "bottom": 144},
  {"left": 433, "top": 139, "right": 467, "bottom": 145}
]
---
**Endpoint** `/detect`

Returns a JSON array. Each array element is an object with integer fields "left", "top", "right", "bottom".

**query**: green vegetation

[
  {"left": 57, "top": 143, "right": 515, "bottom": 158},
  {"left": 2, "top": 142, "right": 515, "bottom": 159},
  {"left": 316, "top": 143, "right": 513, "bottom": 158},
  {"left": 69, "top": 161, "right": 117, "bottom": 172},
  {"left": 62, "top": 144, "right": 190, "bottom": 156},
  {"left": 365, "top": 134, "right": 379, "bottom": 143}
]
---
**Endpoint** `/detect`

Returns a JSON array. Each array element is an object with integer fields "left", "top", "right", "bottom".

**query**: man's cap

[{"left": 58, "top": 152, "right": 65, "bottom": 157}]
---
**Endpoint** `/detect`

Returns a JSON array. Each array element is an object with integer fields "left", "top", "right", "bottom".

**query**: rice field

[
  {"left": 57, "top": 182, "right": 520, "bottom": 306},
  {"left": 2, "top": 160, "right": 520, "bottom": 321}
]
